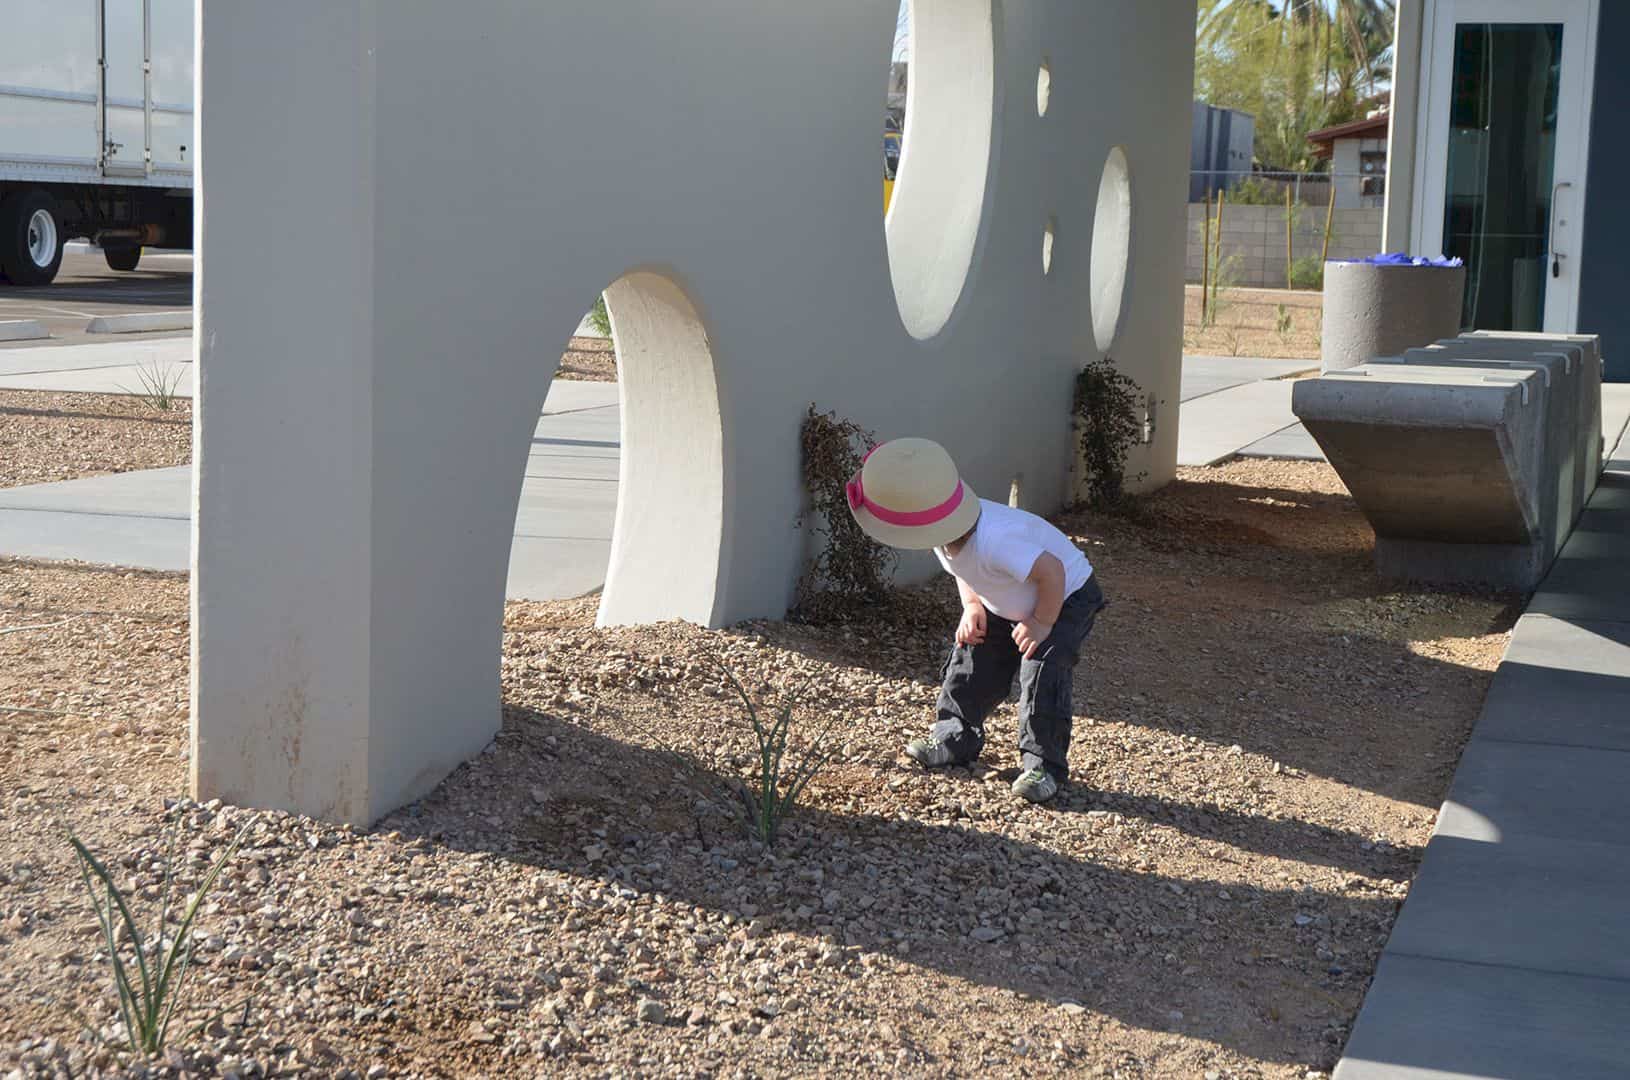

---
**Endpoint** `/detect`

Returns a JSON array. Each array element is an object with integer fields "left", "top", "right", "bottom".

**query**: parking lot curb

[
  {"left": 85, "top": 311, "right": 194, "bottom": 335},
  {"left": 0, "top": 320, "right": 49, "bottom": 342}
]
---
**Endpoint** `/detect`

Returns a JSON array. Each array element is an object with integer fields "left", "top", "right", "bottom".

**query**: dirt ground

[
  {"left": 557, "top": 338, "right": 617, "bottom": 382},
  {"left": 0, "top": 390, "right": 191, "bottom": 490},
  {"left": 0, "top": 457, "right": 1515, "bottom": 1079},
  {"left": 1184, "top": 287, "right": 1323, "bottom": 361}
]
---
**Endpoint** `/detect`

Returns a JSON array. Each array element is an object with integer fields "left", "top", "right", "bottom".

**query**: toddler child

[{"left": 846, "top": 438, "right": 1105, "bottom": 803}]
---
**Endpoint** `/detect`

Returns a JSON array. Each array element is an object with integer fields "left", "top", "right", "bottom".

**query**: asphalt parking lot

[{"left": 0, "top": 249, "right": 192, "bottom": 348}]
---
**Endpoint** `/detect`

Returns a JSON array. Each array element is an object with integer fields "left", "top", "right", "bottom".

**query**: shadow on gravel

[
  {"left": 382, "top": 704, "right": 1404, "bottom": 1069},
  {"left": 758, "top": 480, "right": 1514, "bottom": 811},
  {"left": 0, "top": 403, "right": 191, "bottom": 425}
]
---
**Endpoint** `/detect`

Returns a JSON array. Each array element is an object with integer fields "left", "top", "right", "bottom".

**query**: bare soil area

[
  {"left": 0, "top": 390, "right": 191, "bottom": 490},
  {"left": 0, "top": 461, "right": 1513, "bottom": 1079},
  {"left": 1184, "top": 287, "right": 1323, "bottom": 361}
]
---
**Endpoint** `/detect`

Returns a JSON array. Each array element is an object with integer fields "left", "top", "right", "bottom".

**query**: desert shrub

[
  {"left": 793, "top": 406, "right": 898, "bottom": 622},
  {"left": 1290, "top": 255, "right": 1325, "bottom": 290},
  {"left": 588, "top": 294, "right": 612, "bottom": 338},
  {"left": 1225, "top": 175, "right": 1285, "bottom": 206},
  {"left": 1073, "top": 356, "right": 1147, "bottom": 508}
]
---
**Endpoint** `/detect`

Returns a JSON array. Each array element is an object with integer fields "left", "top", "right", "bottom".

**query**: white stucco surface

[{"left": 193, "top": 1, "right": 1196, "bottom": 823}]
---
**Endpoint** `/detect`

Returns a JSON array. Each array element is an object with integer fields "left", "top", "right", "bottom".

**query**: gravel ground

[
  {"left": 556, "top": 338, "right": 617, "bottom": 382},
  {"left": 1183, "top": 288, "right": 1322, "bottom": 361},
  {"left": 0, "top": 391, "right": 192, "bottom": 490},
  {"left": 0, "top": 461, "right": 1515, "bottom": 1078}
]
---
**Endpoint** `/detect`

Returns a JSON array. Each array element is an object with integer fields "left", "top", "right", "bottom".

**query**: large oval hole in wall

[
  {"left": 510, "top": 275, "right": 724, "bottom": 628},
  {"left": 885, "top": 0, "right": 995, "bottom": 341},
  {"left": 1089, "top": 147, "right": 1134, "bottom": 353}
]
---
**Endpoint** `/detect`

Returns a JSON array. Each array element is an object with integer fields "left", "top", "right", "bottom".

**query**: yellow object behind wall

[{"left": 884, "top": 177, "right": 895, "bottom": 213}]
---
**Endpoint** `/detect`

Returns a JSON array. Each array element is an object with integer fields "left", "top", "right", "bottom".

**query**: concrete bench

[
  {"left": 1292, "top": 333, "right": 1603, "bottom": 590},
  {"left": 1293, "top": 365, "right": 1553, "bottom": 588},
  {"left": 1451, "top": 331, "right": 1605, "bottom": 490},
  {"left": 1379, "top": 349, "right": 1580, "bottom": 547}
]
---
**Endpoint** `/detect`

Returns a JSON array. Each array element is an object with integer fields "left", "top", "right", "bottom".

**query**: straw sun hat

[{"left": 845, "top": 438, "right": 980, "bottom": 550}]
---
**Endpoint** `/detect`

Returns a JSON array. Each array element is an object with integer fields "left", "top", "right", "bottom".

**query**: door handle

[{"left": 1551, "top": 180, "right": 1574, "bottom": 279}]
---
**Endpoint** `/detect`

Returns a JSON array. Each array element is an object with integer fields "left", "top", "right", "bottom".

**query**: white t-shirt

[{"left": 933, "top": 500, "right": 1093, "bottom": 620}]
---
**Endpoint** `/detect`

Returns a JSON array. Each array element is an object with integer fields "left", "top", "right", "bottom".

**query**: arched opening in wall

[
  {"left": 884, "top": 0, "right": 995, "bottom": 341},
  {"left": 1036, "top": 57, "right": 1051, "bottom": 118},
  {"left": 1090, "top": 147, "right": 1134, "bottom": 354},
  {"left": 512, "top": 272, "right": 724, "bottom": 628}
]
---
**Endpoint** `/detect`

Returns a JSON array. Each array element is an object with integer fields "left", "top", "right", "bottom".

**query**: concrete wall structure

[
  {"left": 192, "top": 1, "right": 1197, "bottom": 824},
  {"left": 1184, "top": 204, "right": 1381, "bottom": 288}
]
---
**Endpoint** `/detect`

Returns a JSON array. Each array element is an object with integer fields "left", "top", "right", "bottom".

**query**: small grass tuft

[
  {"left": 712, "top": 659, "right": 838, "bottom": 847},
  {"left": 1275, "top": 303, "right": 1294, "bottom": 339},
  {"left": 119, "top": 359, "right": 184, "bottom": 411},
  {"left": 68, "top": 815, "right": 248, "bottom": 1055}
]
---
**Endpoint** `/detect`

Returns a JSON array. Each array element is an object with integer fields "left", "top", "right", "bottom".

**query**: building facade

[{"left": 1385, "top": 0, "right": 1625, "bottom": 379}]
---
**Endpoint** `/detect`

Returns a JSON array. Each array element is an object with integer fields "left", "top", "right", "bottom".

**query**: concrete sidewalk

[
  {"left": 0, "top": 381, "right": 621, "bottom": 601},
  {"left": 0, "top": 337, "right": 192, "bottom": 395},
  {"left": 1337, "top": 422, "right": 1630, "bottom": 1078},
  {"left": 1176, "top": 355, "right": 1316, "bottom": 466}
]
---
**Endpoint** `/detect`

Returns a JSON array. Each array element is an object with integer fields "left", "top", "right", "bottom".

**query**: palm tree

[
  {"left": 1201, "top": 1, "right": 1394, "bottom": 101},
  {"left": 1196, "top": 0, "right": 1394, "bottom": 171},
  {"left": 1289, "top": 1, "right": 1395, "bottom": 99}
]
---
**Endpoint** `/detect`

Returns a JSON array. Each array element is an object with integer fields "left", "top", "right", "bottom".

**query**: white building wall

[{"left": 194, "top": 0, "right": 1197, "bottom": 824}]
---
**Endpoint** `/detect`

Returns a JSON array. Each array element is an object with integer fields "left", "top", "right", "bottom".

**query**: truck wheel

[
  {"left": 0, "top": 192, "right": 65, "bottom": 286},
  {"left": 104, "top": 244, "right": 142, "bottom": 272}
]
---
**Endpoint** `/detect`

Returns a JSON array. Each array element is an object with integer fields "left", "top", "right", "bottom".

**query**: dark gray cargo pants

[{"left": 931, "top": 575, "right": 1105, "bottom": 782}]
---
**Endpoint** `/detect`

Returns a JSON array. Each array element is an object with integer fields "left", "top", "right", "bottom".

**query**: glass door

[{"left": 1418, "top": 0, "right": 1597, "bottom": 333}]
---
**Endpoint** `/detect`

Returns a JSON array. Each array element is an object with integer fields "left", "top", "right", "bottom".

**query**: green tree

[{"left": 1195, "top": 0, "right": 1395, "bottom": 172}]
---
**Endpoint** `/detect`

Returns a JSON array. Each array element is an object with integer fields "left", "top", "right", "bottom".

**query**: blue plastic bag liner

[{"left": 1332, "top": 252, "right": 1465, "bottom": 267}]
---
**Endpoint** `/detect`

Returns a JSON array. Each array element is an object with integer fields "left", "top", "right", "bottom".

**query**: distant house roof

[{"left": 1307, "top": 111, "right": 1391, "bottom": 157}]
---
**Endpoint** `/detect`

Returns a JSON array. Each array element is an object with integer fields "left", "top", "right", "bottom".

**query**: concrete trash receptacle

[{"left": 1321, "top": 258, "right": 1467, "bottom": 373}]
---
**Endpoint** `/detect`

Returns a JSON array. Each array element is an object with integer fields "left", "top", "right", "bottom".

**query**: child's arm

[
  {"left": 955, "top": 577, "right": 986, "bottom": 645},
  {"left": 1012, "top": 552, "right": 1066, "bottom": 658}
]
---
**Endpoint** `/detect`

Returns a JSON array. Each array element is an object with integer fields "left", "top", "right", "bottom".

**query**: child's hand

[
  {"left": 956, "top": 603, "right": 987, "bottom": 646},
  {"left": 1012, "top": 618, "right": 1054, "bottom": 659}
]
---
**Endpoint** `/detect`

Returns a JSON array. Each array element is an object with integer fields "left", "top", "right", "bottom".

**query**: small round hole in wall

[
  {"left": 1037, "top": 58, "right": 1051, "bottom": 117},
  {"left": 884, "top": 0, "right": 997, "bottom": 341},
  {"left": 1089, "top": 146, "right": 1133, "bottom": 353},
  {"left": 1042, "top": 217, "right": 1056, "bottom": 275}
]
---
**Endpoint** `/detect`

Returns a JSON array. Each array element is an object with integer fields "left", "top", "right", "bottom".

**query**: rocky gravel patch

[
  {"left": 555, "top": 338, "right": 616, "bottom": 382},
  {"left": 0, "top": 461, "right": 1513, "bottom": 1077},
  {"left": 0, "top": 390, "right": 191, "bottom": 490}
]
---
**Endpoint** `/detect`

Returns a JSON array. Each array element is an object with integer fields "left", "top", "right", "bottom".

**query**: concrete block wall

[
  {"left": 193, "top": 1, "right": 1198, "bottom": 824},
  {"left": 1184, "top": 203, "right": 1382, "bottom": 288}
]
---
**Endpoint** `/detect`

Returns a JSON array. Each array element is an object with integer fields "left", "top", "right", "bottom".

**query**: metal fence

[{"left": 1191, "top": 170, "right": 1383, "bottom": 209}]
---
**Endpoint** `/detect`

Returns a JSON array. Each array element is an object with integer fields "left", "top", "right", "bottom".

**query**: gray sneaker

[
  {"left": 1011, "top": 768, "right": 1059, "bottom": 804},
  {"left": 905, "top": 737, "right": 959, "bottom": 769}
]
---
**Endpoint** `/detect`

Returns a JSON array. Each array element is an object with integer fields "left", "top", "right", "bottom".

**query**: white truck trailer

[{"left": 0, "top": 0, "right": 193, "bottom": 284}]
